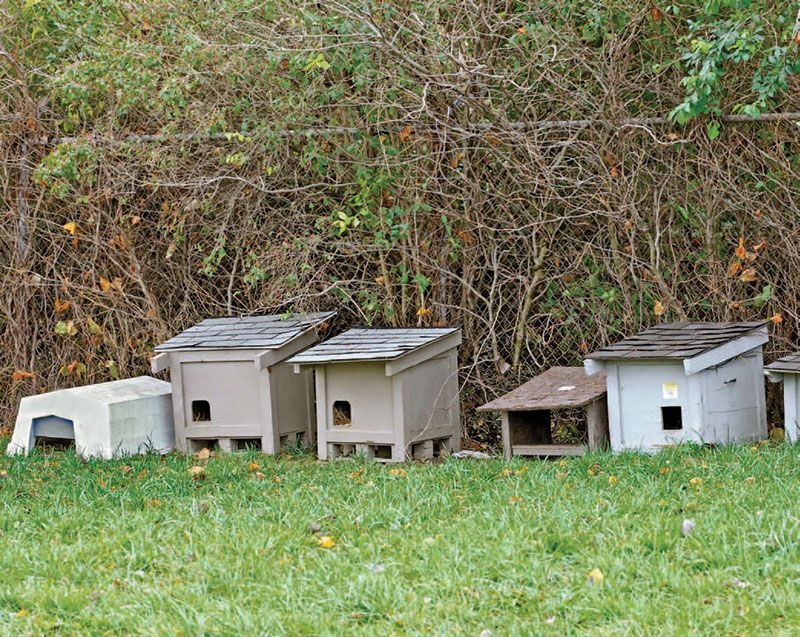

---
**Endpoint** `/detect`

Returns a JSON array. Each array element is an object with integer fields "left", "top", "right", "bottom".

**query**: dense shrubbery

[{"left": 2, "top": 1, "right": 800, "bottom": 441}]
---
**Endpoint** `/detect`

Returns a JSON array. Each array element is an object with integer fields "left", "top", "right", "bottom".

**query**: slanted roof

[
  {"left": 477, "top": 367, "right": 607, "bottom": 412},
  {"left": 287, "top": 327, "right": 460, "bottom": 364},
  {"left": 155, "top": 311, "right": 335, "bottom": 351},
  {"left": 765, "top": 353, "right": 800, "bottom": 374},
  {"left": 586, "top": 321, "right": 767, "bottom": 362}
]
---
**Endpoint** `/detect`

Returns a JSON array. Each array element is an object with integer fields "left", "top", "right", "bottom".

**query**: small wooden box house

[
  {"left": 477, "top": 367, "right": 608, "bottom": 459},
  {"left": 151, "top": 312, "right": 334, "bottom": 453},
  {"left": 585, "top": 321, "right": 768, "bottom": 452},
  {"left": 287, "top": 327, "right": 461, "bottom": 462},
  {"left": 764, "top": 354, "right": 800, "bottom": 443}
]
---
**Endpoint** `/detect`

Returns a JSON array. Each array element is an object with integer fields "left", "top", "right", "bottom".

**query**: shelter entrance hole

[
  {"left": 332, "top": 400, "right": 352, "bottom": 426},
  {"left": 192, "top": 400, "right": 211, "bottom": 422},
  {"left": 661, "top": 406, "right": 683, "bottom": 430},
  {"left": 32, "top": 415, "right": 75, "bottom": 449}
]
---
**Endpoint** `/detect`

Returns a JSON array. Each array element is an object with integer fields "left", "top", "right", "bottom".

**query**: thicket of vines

[{"left": 2, "top": 1, "right": 800, "bottom": 442}]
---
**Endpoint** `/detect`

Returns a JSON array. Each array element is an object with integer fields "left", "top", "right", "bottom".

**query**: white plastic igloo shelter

[{"left": 7, "top": 376, "right": 174, "bottom": 459}]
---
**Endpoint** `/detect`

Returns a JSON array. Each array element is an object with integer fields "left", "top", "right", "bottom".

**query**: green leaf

[{"left": 707, "top": 120, "right": 721, "bottom": 140}]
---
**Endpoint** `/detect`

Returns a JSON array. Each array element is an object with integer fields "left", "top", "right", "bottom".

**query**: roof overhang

[
  {"left": 584, "top": 325, "right": 768, "bottom": 376},
  {"left": 291, "top": 330, "right": 461, "bottom": 377},
  {"left": 682, "top": 325, "right": 768, "bottom": 375}
]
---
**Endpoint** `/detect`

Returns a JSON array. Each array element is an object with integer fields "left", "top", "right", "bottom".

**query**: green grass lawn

[{"left": 0, "top": 441, "right": 798, "bottom": 636}]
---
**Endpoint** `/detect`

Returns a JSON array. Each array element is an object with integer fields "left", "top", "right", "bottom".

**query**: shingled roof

[
  {"left": 287, "top": 327, "right": 460, "bottom": 364},
  {"left": 765, "top": 353, "right": 800, "bottom": 374},
  {"left": 155, "top": 312, "right": 335, "bottom": 351},
  {"left": 477, "top": 367, "right": 607, "bottom": 412},
  {"left": 586, "top": 321, "right": 767, "bottom": 361}
]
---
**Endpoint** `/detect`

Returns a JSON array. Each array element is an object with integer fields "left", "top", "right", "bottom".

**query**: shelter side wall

[
  {"left": 179, "top": 358, "right": 261, "bottom": 430},
  {"left": 399, "top": 349, "right": 459, "bottom": 441},
  {"left": 108, "top": 394, "right": 174, "bottom": 455},
  {"left": 784, "top": 376, "right": 799, "bottom": 443},
  {"left": 321, "top": 362, "right": 394, "bottom": 433},
  {"left": 271, "top": 361, "right": 314, "bottom": 437},
  {"left": 700, "top": 351, "right": 767, "bottom": 443},
  {"left": 616, "top": 362, "right": 700, "bottom": 451}
]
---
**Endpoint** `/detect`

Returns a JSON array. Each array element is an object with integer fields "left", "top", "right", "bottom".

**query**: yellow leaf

[
  {"left": 247, "top": 462, "right": 259, "bottom": 472},
  {"left": 509, "top": 495, "right": 522, "bottom": 504},
  {"left": 607, "top": 475, "right": 618, "bottom": 485},
  {"left": 726, "top": 261, "right": 741, "bottom": 278},
  {"left": 54, "top": 298, "right": 71, "bottom": 313},
  {"left": 398, "top": 125, "right": 412, "bottom": 142},
  {"left": 15, "top": 608, "right": 29, "bottom": 618},
  {"left": 11, "top": 369, "right": 34, "bottom": 381},
  {"left": 587, "top": 568, "right": 604, "bottom": 585},
  {"left": 317, "top": 536, "right": 335, "bottom": 549},
  {"left": 416, "top": 306, "right": 431, "bottom": 317},
  {"left": 735, "top": 236, "right": 747, "bottom": 260},
  {"left": 772, "top": 313, "right": 784, "bottom": 325},
  {"left": 653, "top": 300, "right": 665, "bottom": 316},
  {"left": 689, "top": 477, "right": 702, "bottom": 488},
  {"left": 388, "top": 468, "right": 407, "bottom": 477},
  {"left": 99, "top": 277, "right": 112, "bottom": 292},
  {"left": 63, "top": 221, "right": 77, "bottom": 236},
  {"left": 739, "top": 268, "right": 757, "bottom": 283}
]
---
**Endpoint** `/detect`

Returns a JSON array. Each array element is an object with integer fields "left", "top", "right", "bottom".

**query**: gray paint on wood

[
  {"left": 599, "top": 354, "right": 767, "bottom": 453},
  {"left": 587, "top": 321, "right": 767, "bottom": 367},
  {"left": 155, "top": 312, "right": 334, "bottom": 351},
  {"left": 301, "top": 331, "right": 461, "bottom": 462},
  {"left": 287, "top": 327, "right": 459, "bottom": 364},
  {"left": 154, "top": 313, "right": 332, "bottom": 453},
  {"left": 762, "top": 354, "right": 800, "bottom": 442}
]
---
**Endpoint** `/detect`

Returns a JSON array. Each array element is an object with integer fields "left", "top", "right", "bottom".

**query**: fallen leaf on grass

[
  {"left": 509, "top": 495, "right": 522, "bottom": 504},
  {"left": 15, "top": 609, "right": 29, "bottom": 618},
  {"left": 316, "top": 536, "right": 335, "bottom": 549},
  {"left": 246, "top": 462, "right": 259, "bottom": 471},
  {"left": 252, "top": 472, "right": 266, "bottom": 480},
  {"left": 587, "top": 568, "right": 604, "bottom": 585},
  {"left": 388, "top": 468, "right": 407, "bottom": 477},
  {"left": 195, "top": 447, "right": 210, "bottom": 460},
  {"left": 689, "top": 477, "right": 703, "bottom": 488},
  {"left": 607, "top": 475, "right": 618, "bottom": 485},
  {"left": 189, "top": 466, "right": 206, "bottom": 480},
  {"left": 308, "top": 522, "right": 322, "bottom": 534}
]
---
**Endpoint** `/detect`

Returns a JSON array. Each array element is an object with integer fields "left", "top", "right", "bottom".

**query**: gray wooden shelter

[
  {"left": 287, "top": 327, "right": 461, "bottom": 462},
  {"left": 477, "top": 367, "right": 608, "bottom": 459},
  {"left": 585, "top": 321, "right": 769, "bottom": 452},
  {"left": 764, "top": 353, "right": 800, "bottom": 443},
  {"left": 152, "top": 312, "right": 335, "bottom": 453}
]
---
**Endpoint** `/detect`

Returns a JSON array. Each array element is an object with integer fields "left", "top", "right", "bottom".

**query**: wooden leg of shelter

[
  {"left": 586, "top": 396, "right": 610, "bottom": 451},
  {"left": 500, "top": 412, "right": 512, "bottom": 461}
]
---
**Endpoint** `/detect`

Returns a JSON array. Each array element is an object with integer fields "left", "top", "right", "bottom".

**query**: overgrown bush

[{"left": 2, "top": 1, "right": 799, "bottom": 443}]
